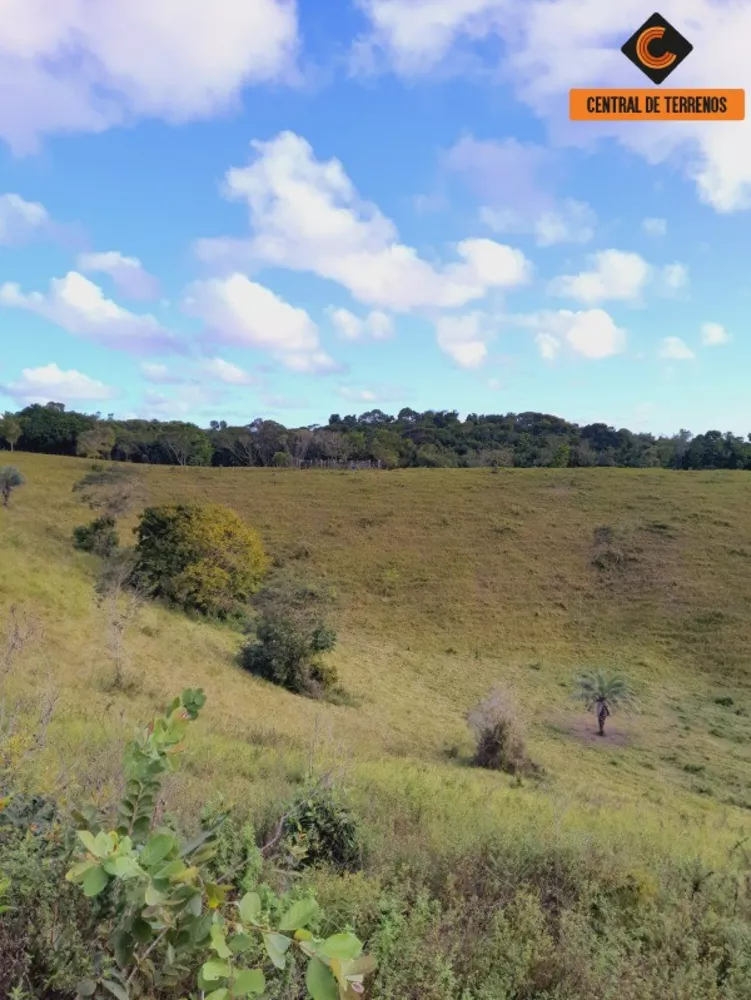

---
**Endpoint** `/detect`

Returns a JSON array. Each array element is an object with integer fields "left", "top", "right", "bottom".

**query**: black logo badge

[{"left": 621, "top": 13, "right": 693, "bottom": 85}]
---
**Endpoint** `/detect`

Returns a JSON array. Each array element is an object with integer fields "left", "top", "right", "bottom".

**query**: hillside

[{"left": 3, "top": 452, "right": 751, "bottom": 997}]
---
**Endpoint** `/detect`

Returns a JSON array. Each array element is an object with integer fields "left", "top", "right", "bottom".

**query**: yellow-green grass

[{"left": 1, "top": 450, "right": 751, "bottom": 872}]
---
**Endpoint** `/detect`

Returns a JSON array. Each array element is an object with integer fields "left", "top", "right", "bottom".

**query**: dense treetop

[{"left": 2, "top": 402, "right": 751, "bottom": 470}]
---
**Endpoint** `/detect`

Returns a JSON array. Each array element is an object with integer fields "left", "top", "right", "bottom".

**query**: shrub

[
  {"left": 280, "top": 784, "right": 362, "bottom": 872},
  {"left": 72, "top": 464, "right": 147, "bottom": 518},
  {"left": 0, "top": 465, "right": 25, "bottom": 507},
  {"left": 241, "top": 578, "right": 338, "bottom": 697},
  {"left": 467, "top": 686, "right": 528, "bottom": 773},
  {"left": 72, "top": 515, "right": 119, "bottom": 557},
  {"left": 132, "top": 502, "right": 268, "bottom": 618}
]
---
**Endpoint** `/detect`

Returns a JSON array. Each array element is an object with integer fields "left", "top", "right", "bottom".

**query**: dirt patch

[{"left": 547, "top": 712, "right": 631, "bottom": 747}]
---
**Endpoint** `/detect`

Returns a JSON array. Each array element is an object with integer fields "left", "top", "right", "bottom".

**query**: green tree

[
  {"left": 133, "top": 503, "right": 268, "bottom": 617},
  {"left": 575, "top": 671, "right": 632, "bottom": 736},
  {"left": 241, "top": 579, "right": 338, "bottom": 696},
  {"left": 0, "top": 465, "right": 25, "bottom": 507},
  {"left": 0, "top": 412, "right": 21, "bottom": 452},
  {"left": 76, "top": 424, "right": 116, "bottom": 459}
]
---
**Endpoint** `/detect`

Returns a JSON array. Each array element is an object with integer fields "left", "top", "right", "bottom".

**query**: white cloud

[
  {"left": 140, "top": 362, "right": 186, "bottom": 384},
  {"left": 549, "top": 250, "right": 687, "bottom": 305},
  {"left": 515, "top": 308, "right": 626, "bottom": 359},
  {"left": 183, "top": 273, "right": 341, "bottom": 374},
  {"left": 4, "top": 362, "right": 115, "bottom": 403},
  {"left": 448, "top": 135, "right": 596, "bottom": 245},
  {"left": 195, "top": 131, "right": 532, "bottom": 312},
  {"left": 0, "top": 271, "right": 179, "bottom": 354},
  {"left": 435, "top": 312, "right": 495, "bottom": 368},
  {"left": 328, "top": 306, "right": 394, "bottom": 341},
  {"left": 0, "top": 192, "right": 49, "bottom": 244},
  {"left": 701, "top": 322, "right": 730, "bottom": 346},
  {"left": 660, "top": 336, "right": 695, "bottom": 360},
  {"left": 355, "top": 0, "right": 751, "bottom": 213},
  {"left": 202, "top": 356, "right": 256, "bottom": 385},
  {"left": 0, "top": 0, "right": 299, "bottom": 152},
  {"left": 77, "top": 250, "right": 159, "bottom": 299},
  {"left": 549, "top": 250, "right": 651, "bottom": 305},
  {"left": 338, "top": 387, "right": 378, "bottom": 402},
  {"left": 642, "top": 217, "right": 667, "bottom": 237}
]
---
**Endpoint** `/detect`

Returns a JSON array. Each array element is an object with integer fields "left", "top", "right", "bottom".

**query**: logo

[{"left": 621, "top": 13, "right": 693, "bottom": 84}]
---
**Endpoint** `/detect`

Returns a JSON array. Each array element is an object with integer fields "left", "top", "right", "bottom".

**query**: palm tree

[
  {"left": 0, "top": 466, "right": 25, "bottom": 508},
  {"left": 575, "top": 671, "right": 631, "bottom": 736}
]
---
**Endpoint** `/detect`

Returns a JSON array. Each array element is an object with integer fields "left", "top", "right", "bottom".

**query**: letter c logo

[{"left": 636, "top": 26, "right": 676, "bottom": 69}]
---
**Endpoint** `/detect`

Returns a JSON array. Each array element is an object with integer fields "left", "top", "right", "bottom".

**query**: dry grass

[{"left": 2, "top": 451, "right": 751, "bottom": 860}]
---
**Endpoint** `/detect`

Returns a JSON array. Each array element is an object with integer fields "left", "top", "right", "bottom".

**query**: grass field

[{"left": 3, "top": 451, "right": 751, "bottom": 997}]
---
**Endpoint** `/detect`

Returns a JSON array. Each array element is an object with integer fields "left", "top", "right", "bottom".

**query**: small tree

[
  {"left": 0, "top": 466, "right": 25, "bottom": 508},
  {"left": 576, "top": 671, "right": 631, "bottom": 736},
  {"left": 73, "top": 465, "right": 147, "bottom": 519},
  {"left": 76, "top": 425, "right": 116, "bottom": 459},
  {"left": 467, "top": 686, "right": 527, "bottom": 773},
  {"left": 0, "top": 413, "right": 21, "bottom": 452},
  {"left": 133, "top": 503, "right": 268, "bottom": 618},
  {"left": 73, "top": 515, "right": 119, "bottom": 557},
  {"left": 241, "top": 579, "right": 338, "bottom": 697}
]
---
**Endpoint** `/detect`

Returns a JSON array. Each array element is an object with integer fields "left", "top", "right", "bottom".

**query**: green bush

[
  {"left": 132, "top": 502, "right": 268, "bottom": 618},
  {"left": 467, "top": 687, "right": 528, "bottom": 774},
  {"left": 241, "top": 579, "right": 338, "bottom": 697},
  {"left": 0, "top": 464, "right": 25, "bottom": 507},
  {"left": 72, "top": 515, "right": 119, "bottom": 557},
  {"left": 281, "top": 785, "right": 362, "bottom": 873}
]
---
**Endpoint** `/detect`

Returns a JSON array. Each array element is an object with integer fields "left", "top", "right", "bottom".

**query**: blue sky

[{"left": 0, "top": 0, "right": 749, "bottom": 435}]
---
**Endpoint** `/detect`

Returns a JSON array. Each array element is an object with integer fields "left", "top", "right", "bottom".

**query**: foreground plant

[
  {"left": 65, "top": 688, "right": 374, "bottom": 999},
  {"left": 575, "top": 671, "right": 632, "bottom": 736}
]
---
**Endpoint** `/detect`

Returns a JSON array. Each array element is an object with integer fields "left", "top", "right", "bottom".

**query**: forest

[{"left": 2, "top": 402, "right": 751, "bottom": 470}]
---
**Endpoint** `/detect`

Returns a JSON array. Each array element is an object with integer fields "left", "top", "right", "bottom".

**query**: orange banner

[{"left": 569, "top": 88, "right": 745, "bottom": 121}]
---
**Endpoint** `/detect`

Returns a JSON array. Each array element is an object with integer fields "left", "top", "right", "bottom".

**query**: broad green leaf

[
  {"left": 233, "top": 968, "right": 266, "bottom": 996},
  {"left": 295, "top": 928, "right": 313, "bottom": 941},
  {"left": 82, "top": 865, "right": 109, "bottom": 897},
  {"left": 66, "top": 860, "right": 96, "bottom": 883},
  {"left": 229, "top": 933, "right": 253, "bottom": 954},
  {"left": 101, "top": 980, "right": 129, "bottom": 1000},
  {"left": 113, "top": 930, "right": 135, "bottom": 968},
  {"left": 279, "top": 897, "right": 319, "bottom": 932},
  {"left": 77, "top": 980, "right": 97, "bottom": 997},
  {"left": 263, "top": 932, "right": 291, "bottom": 970},
  {"left": 306, "top": 958, "right": 338, "bottom": 1000},
  {"left": 201, "top": 959, "right": 231, "bottom": 982},
  {"left": 206, "top": 882, "right": 231, "bottom": 910},
  {"left": 76, "top": 830, "right": 98, "bottom": 856},
  {"left": 110, "top": 855, "right": 143, "bottom": 879},
  {"left": 131, "top": 918, "right": 152, "bottom": 945},
  {"left": 320, "top": 933, "right": 363, "bottom": 962},
  {"left": 141, "top": 833, "right": 176, "bottom": 868},
  {"left": 144, "top": 883, "right": 166, "bottom": 907},
  {"left": 93, "top": 831, "right": 115, "bottom": 857},
  {"left": 210, "top": 923, "right": 232, "bottom": 959},
  {"left": 238, "top": 891, "right": 261, "bottom": 925},
  {"left": 205, "top": 991, "right": 228, "bottom": 1000},
  {"left": 342, "top": 955, "right": 377, "bottom": 978}
]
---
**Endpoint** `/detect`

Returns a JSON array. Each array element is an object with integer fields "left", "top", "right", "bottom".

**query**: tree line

[{"left": 2, "top": 401, "right": 751, "bottom": 470}]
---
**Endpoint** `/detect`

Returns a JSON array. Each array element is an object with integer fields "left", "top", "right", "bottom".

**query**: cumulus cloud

[
  {"left": 139, "top": 362, "right": 186, "bottom": 384},
  {"left": 0, "top": 271, "right": 179, "bottom": 354},
  {"left": 0, "top": 0, "right": 299, "bottom": 152},
  {"left": 549, "top": 250, "right": 687, "bottom": 305},
  {"left": 435, "top": 312, "right": 497, "bottom": 368},
  {"left": 0, "top": 192, "right": 49, "bottom": 244},
  {"left": 183, "top": 273, "right": 342, "bottom": 374},
  {"left": 642, "top": 217, "right": 667, "bottom": 237},
  {"left": 447, "top": 135, "right": 596, "bottom": 246},
  {"left": 354, "top": 0, "right": 751, "bottom": 213},
  {"left": 513, "top": 308, "right": 626, "bottom": 359},
  {"left": 660, "top": 336, "right": 695, "bottom": 360},
  {"left": 328, "top": 306, "right": 395, "bottom": 341},
  {"left": 77, "top": 250, "right": 160, "bottom": 299},
  {"left": 701, "top": 321, "right": 730, "bottom": 346},
  {"left": 4, "top": 362, "right": 115, "bottom": 403},
  {"left": 195, "top": 131, "right": 532, "bottom": 312},
  {"left": 202, "top": 356, "right": 257, "bottom": 385}
]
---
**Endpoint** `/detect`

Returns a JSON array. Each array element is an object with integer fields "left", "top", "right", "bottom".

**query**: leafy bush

[
  {"left": 0, "top": 464, "right": 25, "bottom": 507},
  {"left": 72, "top": 465, "right": 147, "bottom": 519},
  {"left": 132, "top": 503, "right": 268, "bottom": 618},
  {"left": 73, "top": 515, "right": 120, "bottom": 557},
  {"left": 241, "top": 579, "right": 338, "bottom": 697},
  {"left": 280, "top": 785, "right": 363, "bottom": 873},
  {"left": 467, "top": 687, "right": 528, "bottom": 773}
]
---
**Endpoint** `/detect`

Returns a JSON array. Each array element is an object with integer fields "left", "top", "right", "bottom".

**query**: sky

[{"left": 0, "top": 0, "right": 749, "bottom": 436}]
